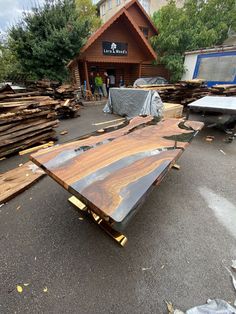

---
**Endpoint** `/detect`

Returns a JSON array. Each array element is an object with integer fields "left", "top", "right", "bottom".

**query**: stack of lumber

[
  {"left": 0, "top": 94, "right": 59, "bottom": 158},
  {"left": 26, "top": 79, "right": 60, "bottom": 96},
  {"left": 209, "top": 84, "right": 236, "bottom": 96},
  {"left": 25, "top": 81, "right": 80, "bottom": 117},
  {"left": 55, "top": 98, "right": 81, "bottom": 119},
  {"left": 54, "top": 84, "right": 78, "bottom": 99},
  {"left": 137, "top": 79, "right": 209, "bottom": 105}
]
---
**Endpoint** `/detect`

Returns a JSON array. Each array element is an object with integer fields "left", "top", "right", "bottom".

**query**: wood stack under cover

[{"left": 0, "top": 93, "right": 59, "bottom": 158}]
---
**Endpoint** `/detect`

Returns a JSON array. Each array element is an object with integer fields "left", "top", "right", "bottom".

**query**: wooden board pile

[
  {"left": 209, "top": 84, "right": 236, "bottom": 96},
  {"left": 54, "top": 85, "right": 81, "bottom": 118},
  {"left": 0, "top": 93, "right": 60, "bottom": 158},
  {"left": 55, "top": 84, "right": 77, "bottom": 99},
  {"left": 55, "top": 98, "right": 81, "bottom": 119},
  {"left": 137, "top": 79, "right": 209, "bottom": 105},
  {"left": 25, "top": 80, "right": 80, "bottom": 118},
  {"left": 26, "top": 79, "right": 60, "bottom": 96}
]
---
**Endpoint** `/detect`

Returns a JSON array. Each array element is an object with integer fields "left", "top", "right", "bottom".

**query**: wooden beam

[{"left": 84, "top": 60, "right": 90, "bottom": 92}]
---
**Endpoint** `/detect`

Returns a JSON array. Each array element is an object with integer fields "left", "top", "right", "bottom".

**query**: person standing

[
  {"left": 95, "top": 73, "right": 103, "bottom": 100},
  {"left": 109, "top": 73, "right": 115, "bottom": 88},
  {"left": 104, "top": 72, "right": 110, "bottom": 95},
  {"left": 119, "top": 75, "right": 124, "bottom": 87},
  {"left": 89, "top": 72, "right": 95, "bottom": 95}
]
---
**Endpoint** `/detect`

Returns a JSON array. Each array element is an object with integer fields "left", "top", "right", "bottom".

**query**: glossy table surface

[
  {"left": 188, "top": 96, "right": 236, "bottom": 112},
  {"left": 30, "top": 116, "right": 203, "bottom": 224}
]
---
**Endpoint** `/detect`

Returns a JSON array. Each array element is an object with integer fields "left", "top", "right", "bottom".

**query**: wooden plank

[
  {"left": 0, "top": 110, "right": 55, "bottom": 125},
  {"left": 0, "top": 96, "right": 52, "bottom": 103},
  {"left": 0, "top": 120, "right": 58, "bottom": 144},
  {"left": 0, "top": 91, "right": 41, "bottom": 99},
  {"left": 0, "top": 130, "right": 56, "bottom": 158},
  {"left": 31, "top": 117, "right": 204, "bottom": 225},
  {"left": 0, "top": 161, "right": 45, "bottom": 203},
  {"left": 19, "top": 141, "right": 54, "bottom": 155},
  {"left": 0, "top": 118, "right": 54, "bottom": 136},
  {"left": 0, "top": 120, "right": 58, "bottom": 147},
  {"left": 92, "top": 118, "right": 126, "bottom": 126}
]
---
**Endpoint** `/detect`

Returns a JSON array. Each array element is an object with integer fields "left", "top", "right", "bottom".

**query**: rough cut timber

[
  {"left": 137, "top": 80, "right": 210, "bottom": 105},
  {"left": 209, "top": 84, "right": 236, "bottom": 96},
  {"left": 0, "top": 95, "right": 59, "bottom": 158},
  {"left": 163, "top": 103, "right": 183, "bottom": 119},
  {"left": 0, "top": 161, "right": 45, "bottom": 203},
  {"left": 31, "top": 116, "right": 204, "bottom": 228}
]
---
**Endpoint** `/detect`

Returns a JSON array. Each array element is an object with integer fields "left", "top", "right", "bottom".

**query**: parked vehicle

[{"left": 133, "top": 76, "right": 168, "bottom": 87}]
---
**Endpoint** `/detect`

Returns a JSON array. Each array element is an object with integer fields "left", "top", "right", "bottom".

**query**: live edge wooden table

[{"left": 30, "top": 116, "right": 203, "bottom": 246}]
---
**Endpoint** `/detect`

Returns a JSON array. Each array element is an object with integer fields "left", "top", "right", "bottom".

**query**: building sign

[{"left": 102, "top": 41, "right": 128, "bottom": 56}]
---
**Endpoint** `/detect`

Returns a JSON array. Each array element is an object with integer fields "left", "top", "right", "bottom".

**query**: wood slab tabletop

[{"left": 30, "top": 117, "right": 203, "bottom": 224}]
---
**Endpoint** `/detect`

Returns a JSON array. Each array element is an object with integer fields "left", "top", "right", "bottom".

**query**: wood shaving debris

[
  {"left": 142, "top": 267, "right": 152, "bottom": 271},
  {"left": 205, "top": 135, "right": 215, "bottom": 142},
  {"left": 43, "top": 287, "right": 48, "bottom": 292},
  {"left": 60, "top": 130, "right": 68, "bottom": 135},
  {"left": 161, "top": 265, "right": 165, "bottom": 269},
  {"left": 23, "top": 283, "right": 30, "bottom": 286},
  {"left": 79, "top": 217, "right": 84, "bottom": 220},
  {"left": 165, "top": 300, "right": 174, "bottom": 313},
  {"left": 18, "top": 163, "right": 23, "bottom": 167},
  {"left": 0, "top": 203, "right": 4, "bottom": 208},
  {"left": 220, "top": 149, "right": 226, "bottom": 155},
  {"left": 165, "top": 301, "right": 184, "bottom": 314},
  {"left": 16, "top": 206, "right": 21, "bottom": 210},
  {"left": 16, "top": 285, "right": 23, "bottom": 293}
]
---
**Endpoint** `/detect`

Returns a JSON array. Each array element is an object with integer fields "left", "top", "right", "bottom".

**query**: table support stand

[
  {"left": 172, "top": 163, "right": 180, "bottom": 170},
  {"left": 68, "top": 196, "right": 128, "bottom": 247}
]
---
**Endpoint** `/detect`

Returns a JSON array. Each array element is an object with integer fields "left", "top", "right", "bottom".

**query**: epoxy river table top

[{"left": 30, "top": 116, "right": 203, "bottom": 224}]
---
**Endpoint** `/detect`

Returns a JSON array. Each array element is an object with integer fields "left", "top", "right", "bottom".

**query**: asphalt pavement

[{"left": 0, "top": 104, "right": 236, "bottom": 313}]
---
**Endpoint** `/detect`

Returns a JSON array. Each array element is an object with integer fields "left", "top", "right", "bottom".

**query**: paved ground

[{"left": 0, "top": 104, "right": 236, "bottom": 313}]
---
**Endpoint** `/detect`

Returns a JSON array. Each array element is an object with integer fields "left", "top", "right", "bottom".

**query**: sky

[{"left": 0, "top": 0, "right": 45, "bottom": 34}]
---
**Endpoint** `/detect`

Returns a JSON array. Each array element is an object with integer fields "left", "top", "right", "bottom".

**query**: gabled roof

[
  {"left": 124, "top": 0, "right": 158, "bottom": 35},
  {"left": 68, "top": 0, "right": 158, "bottom": 66}
]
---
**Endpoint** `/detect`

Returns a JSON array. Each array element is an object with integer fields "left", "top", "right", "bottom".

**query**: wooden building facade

[{"left": 68, "top": 0, "right": 169, "bottom": 90}]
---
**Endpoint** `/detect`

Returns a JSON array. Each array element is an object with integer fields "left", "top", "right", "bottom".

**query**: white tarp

[{"left": 103, "top": 87, "right": 163, "bottom": 118}]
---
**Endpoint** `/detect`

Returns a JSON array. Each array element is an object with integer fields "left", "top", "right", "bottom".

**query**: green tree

[
  {"left": 151, "top": 0, "right": 236, "bottom": 82},
  {"left": 75, "top": 0, "right": 101, "bottom": 32},
  {"left": 8, "top": 0, "right": 93, "bottom": 81},
  {"left": 0, "top": 40, "right": 21, "bottom": 82}
]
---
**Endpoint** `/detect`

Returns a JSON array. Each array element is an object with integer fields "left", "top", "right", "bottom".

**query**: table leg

[
  {"left": 186, "top": 107, "right": 190, "bottom": 120},
  {"left": 68, "top": 196, "right": 128, "bottom": 247}
]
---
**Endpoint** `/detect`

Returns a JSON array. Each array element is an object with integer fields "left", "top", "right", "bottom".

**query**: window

[
  {"left": 138, "top": 0, "right": 150, "bottom": 14},
  {"left": 108, "top": 0, "right": 112, "bottom": 9},
  {"left": 139, "top": 26, "right": 149, "bottom": 39},
  {"left": 101, "top": 3, "right": 106, "bottom": 15},
  {"left": 116, "top": 0, "right": 121, "bottom": 6}
]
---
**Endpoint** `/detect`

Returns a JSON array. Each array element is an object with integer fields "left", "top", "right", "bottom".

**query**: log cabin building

[{"left": 68, "top": 0, "right": 169, "bottom": 90}]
